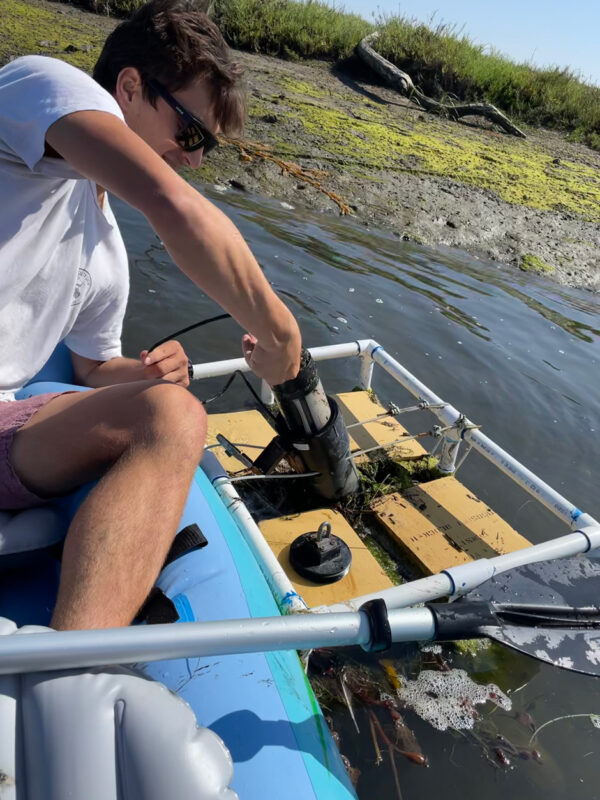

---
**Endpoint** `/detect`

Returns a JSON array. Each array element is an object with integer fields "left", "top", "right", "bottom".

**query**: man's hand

[
  {"left": 140, "top": 341, "right": 190, "bottom": 387},
  {"left": 242, "top": 332, "right": 301, "bottom": 387}
]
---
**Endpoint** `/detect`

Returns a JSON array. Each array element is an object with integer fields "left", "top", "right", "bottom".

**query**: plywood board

[
  {"left": 403, "top": 477, "right": 530, "bottom": 559},
  {"left": 260, "top": 508, "right": 394, "bottom": 607},
  {"left": 206, "top": 410, "right": 275, "bottom": 474},
  {"left": 372, "top": 492, "right": 472, "bottom": 574},
  {"left": 335, "top": 391, "right": 427, "bottom": 462}
]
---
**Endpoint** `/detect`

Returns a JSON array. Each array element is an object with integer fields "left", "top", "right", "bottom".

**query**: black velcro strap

[
  {"left": 359, "top": 598, "right": 392, "bottom": 653},
  {"left": 163, "top": 523, "right": 208, "bottom": 569},
  {"left": 134, "top": 588, "right": 179, "bottom": 625}
]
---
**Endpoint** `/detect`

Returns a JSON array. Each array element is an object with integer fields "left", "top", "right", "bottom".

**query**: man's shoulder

[{"left": 1, "top": 55, "right": 97, "bottom": 91}]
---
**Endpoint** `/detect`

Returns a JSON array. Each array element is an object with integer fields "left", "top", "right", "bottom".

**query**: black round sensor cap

[{"left": 289, "top": 523, "right": 352, "bottom": 584}]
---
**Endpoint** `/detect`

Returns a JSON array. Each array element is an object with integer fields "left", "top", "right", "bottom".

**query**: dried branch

[
  {"left": 221, "top": 138, "right": 352, "bottom": 214},
  {"left": 357, "top": 32, "right": 526, "bottom": 139}
]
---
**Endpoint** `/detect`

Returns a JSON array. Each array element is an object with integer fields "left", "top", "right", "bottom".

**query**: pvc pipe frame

[
  {"left": 194, "top": 340, "right": 599, "bottom": 615},
  {"left": 192, "top": 340, "right": 597, "bottom": 528},
  {"left": 0, "top": 607, "right": 436, "bottom": 675},
  {"left": 365, "top": 342, "right": 599, "bottom": 531},
  {"left": 1, "top": 343, "right": 595, "bottom": 674},
  {"left": 201, "top": 452, "right": 308, "bottom": 614}
]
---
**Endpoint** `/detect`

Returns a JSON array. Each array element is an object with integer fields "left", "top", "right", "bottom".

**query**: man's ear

[{"left": 114, "top": 67, "right": 144, "bottom": 109}]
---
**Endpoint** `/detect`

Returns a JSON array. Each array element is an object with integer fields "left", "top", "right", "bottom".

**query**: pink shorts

[{"left": 0, "top": 392, "right": 63, "bottom": 510}]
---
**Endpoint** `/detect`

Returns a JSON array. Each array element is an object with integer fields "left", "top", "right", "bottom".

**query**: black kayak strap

[
  {"left": 134, "top": 588, "right": 179, "bottom": 625},
  {"left": 163, "top": 523, "right": 208, "bottom": 569},
  {"left": 135, "top": 524, "right": 209, "bottom": 625}
]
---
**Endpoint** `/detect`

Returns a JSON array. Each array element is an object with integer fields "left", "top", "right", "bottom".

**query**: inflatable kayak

[{"left": 0, "top": 345, "right": 356, "bottom": 800}]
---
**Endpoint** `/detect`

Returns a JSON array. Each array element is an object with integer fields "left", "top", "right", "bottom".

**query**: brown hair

[{"left": 93, "top": 0, "right": 246, "bottom": 134}]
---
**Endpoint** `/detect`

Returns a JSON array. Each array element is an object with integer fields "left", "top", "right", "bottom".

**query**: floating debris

[{"left": 380, "top": 659, "right": 402, "bottom": 691}]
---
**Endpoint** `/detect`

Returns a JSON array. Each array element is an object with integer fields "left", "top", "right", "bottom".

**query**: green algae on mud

[
  {"left": 5, "top": 0, "right": 600, "bottom": 289},
  {"left": 519, "top": 254, "right": 555, "bottom": 274},
  {"left": 273, "top": 79, "right": 600, "bottom": 224},
  {"left": 0, "top": 0, "right": 112, "bottom": 71}
]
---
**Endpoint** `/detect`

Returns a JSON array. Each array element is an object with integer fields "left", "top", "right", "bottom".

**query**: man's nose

[{"left": 184, "top": 147, "right": 204, "bottom": 169}]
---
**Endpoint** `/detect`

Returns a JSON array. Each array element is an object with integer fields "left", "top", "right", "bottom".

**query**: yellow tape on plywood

[
  {"left": 373, "top": 477, "right": 530, "bottom": 575},
  {"left": 403, "top": 477, "right": 530, "bottom": 559},
  {"left": 373, "top": 493, "right": 472, "bottom": 574},
  {"left": 206, "top": 410, "right": 275, "bottom": 474},
  {"left": 335, "top": 391, "right": 427, "bottom": 461},
  {"left": 259, "top": 508, "right": 394, "bottom": 607}
]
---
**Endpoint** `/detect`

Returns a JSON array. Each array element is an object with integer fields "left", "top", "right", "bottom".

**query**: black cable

[
  {"left": 146, "top": 312, "right": 279, "bottom": 422},
  {"left": 147, "top": 313, "right": 231, "bottom": 354},
  {"left": 201, "top": 370, "right": 279, "bottom": 425}
]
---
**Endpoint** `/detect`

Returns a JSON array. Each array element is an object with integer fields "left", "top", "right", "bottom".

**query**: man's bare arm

[
  {"left": 71, "top": 341, "right": 190, "bottom": 388},
  {"left": 47, "top": 110, "right": 301, "bottom": 385}
]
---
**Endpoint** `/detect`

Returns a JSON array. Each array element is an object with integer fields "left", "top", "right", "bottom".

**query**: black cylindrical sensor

[{"left": 272, "top": 349, "right": 359, "bottom": 500}]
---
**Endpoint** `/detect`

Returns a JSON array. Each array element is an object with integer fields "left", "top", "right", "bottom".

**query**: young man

[{"left": 0, "top": 0, "right": 301, "bottom": 630}]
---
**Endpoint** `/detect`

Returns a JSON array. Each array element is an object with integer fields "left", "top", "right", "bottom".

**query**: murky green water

[{"left": 113, "top": 185, "right": 600, "bottom": 800}]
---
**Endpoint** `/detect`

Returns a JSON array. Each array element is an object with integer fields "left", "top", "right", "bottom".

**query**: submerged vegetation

[{"left": 309, "top": 646, "right": 544, "bottom": 796}]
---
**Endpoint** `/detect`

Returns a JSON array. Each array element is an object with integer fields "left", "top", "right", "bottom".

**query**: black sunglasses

[{"left": 146, "top": 78, "right": 218, "bottom": 156}]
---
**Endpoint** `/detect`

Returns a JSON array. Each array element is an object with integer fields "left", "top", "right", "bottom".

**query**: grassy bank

[
  {"left": 213, "top": 0, "right": 600, "bottom": 150},
  {"left": 77, "top": 0, "right": 600, "bottom": 150}
]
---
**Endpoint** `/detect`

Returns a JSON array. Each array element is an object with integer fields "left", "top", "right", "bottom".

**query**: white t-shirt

[{"left": 0, "top": 55, "right": 129, "bottom": 400}]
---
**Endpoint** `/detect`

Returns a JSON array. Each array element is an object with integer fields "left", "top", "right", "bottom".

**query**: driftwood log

[{"left": 356, "top": 32, "right": 526, "bottom": 139}]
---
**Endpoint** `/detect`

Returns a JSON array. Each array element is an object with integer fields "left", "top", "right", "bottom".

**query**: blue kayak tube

[{"left": 3, "top": 361, "right": 357, "bottom": 800}]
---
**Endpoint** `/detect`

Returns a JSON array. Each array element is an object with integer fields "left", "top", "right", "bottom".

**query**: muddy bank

[{"left": 5, "top": 0, "right": 600, "bottom": 291}]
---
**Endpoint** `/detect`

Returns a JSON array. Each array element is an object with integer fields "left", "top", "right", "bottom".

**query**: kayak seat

[
  {"left": 0, "top": 617, "right": 238, "bottom": 800},
  {"left": 0, "top": 507, "right": 67, "bottom": 558}
]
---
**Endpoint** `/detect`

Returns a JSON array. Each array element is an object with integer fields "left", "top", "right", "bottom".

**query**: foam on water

[{"left": 398, "top": 669, "right": 511, "bottom": 731}]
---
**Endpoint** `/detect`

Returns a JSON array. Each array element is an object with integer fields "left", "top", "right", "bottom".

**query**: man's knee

[{"left": 133, "top": 383, "right": 206, "bottom": 458}]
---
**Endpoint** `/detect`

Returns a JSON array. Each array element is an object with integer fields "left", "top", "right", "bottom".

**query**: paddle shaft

[{"left": 0, "top": 607, "right": 434, "bottom": 674}]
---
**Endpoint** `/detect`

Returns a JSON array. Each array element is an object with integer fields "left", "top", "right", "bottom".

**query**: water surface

[{"left": 113, "top": 186, "right": 600, "bottom": 800}]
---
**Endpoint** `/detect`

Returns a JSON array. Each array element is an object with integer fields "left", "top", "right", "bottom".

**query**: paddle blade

[{"left": 463, "top": 555, "right": 600, "bottom": 676}]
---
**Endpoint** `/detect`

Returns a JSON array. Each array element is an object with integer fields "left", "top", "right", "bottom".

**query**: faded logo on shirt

[{"left": 72, "top": 268, "right": 92, "bottom": 306}]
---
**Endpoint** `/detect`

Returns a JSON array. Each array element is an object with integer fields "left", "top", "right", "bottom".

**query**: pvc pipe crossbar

[
  {"left": 320, "top": 525, "right": 600, "bottom": 613},
  {"left": 190, "top": 341, "right": 366, "bottom": 380}
]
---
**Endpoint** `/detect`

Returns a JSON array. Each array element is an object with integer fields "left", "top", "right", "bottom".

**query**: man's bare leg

[{"left": 10, "top": 381, "right": 206, "bottom": 630}]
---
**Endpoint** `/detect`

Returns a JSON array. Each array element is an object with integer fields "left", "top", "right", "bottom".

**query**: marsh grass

[
  {"left": 213, "top": 0, "right": 372, "bottom": 60},
  {"left": 374, "top": 17, "right": 600, "bottom": 149},
  {"left": 213, "top": 0, "right": 600, "bottom": 148},
  {"left": 72, "top": 0, "right": 600, "bottom": 149}
]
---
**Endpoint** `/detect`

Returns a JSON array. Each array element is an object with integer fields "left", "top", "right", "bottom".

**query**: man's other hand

[{"left": 140, "top": 341, "right": 190, "bottom": 386}]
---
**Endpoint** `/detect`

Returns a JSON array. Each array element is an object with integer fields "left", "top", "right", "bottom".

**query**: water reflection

[{"left": 204, "top": 187, "right": 599, "bottom": 345}]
